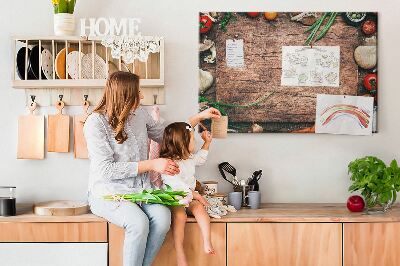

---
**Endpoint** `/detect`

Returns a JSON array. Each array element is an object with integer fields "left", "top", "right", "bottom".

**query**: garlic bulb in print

[
  {"left": 199, "top": 69, "right": 214, "bottom": 92},
  {"left": 251, "top": 123, "right": 263, "bottom": 133}
]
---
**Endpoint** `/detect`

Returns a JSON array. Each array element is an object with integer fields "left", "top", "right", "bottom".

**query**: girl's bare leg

[
  {"left": 188, "top": 200, "right": 215, "bottom": 254},
  {"left": 171, "top": 207, "right": 188, "bottom": 266}
]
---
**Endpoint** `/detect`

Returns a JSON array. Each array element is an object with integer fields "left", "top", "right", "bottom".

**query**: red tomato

[
  {"left": 362, "top": 20, "right": 376, "bottom": 35},
  {"left": 199, "top": 15, "right": 213, "bottom": 34},
  {"left": 363, "top": 73, "right": 377, "bottom": 91},
  {"left": 247, "top": 12, "right": 260, "bottom": 18},
  {"left": 347, "top": 195, "right": 365, "bottom": 212}
]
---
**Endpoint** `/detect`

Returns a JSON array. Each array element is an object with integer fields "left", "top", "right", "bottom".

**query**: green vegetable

[
  {"left": 348, "top": 156, "right": 400, "bottom": 211},
  {"left": 304, "top": 12, "right": 338, "bottom": 45},
  {"left": 305, "top": 13, "right": 329, "bottom": 45},
  {"left": 219, "top": 12, "right": 235, "bottom": 32},
  {"left": 104, "top": 185, "right": 188, "bottom": 206},
  {"left": 315, "top": 12, "right": 338, "bottom": 41}
]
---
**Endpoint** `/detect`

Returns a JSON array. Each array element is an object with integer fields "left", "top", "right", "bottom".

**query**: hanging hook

[
  {"left": 59, "top": 95, "right": 64, "bottom": 101},
  {"left": 30, "top": 95, "right": 36, "bottom": 106},
  {"left": 84, "top": 94, "right": 88, "bottom": 101},
  {"left": 153, "top": 94, "right": 158, "bottom": 105}
]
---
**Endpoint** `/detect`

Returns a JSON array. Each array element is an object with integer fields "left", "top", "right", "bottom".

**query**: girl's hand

[
  {"left": 193, "top": 191, "right": 210, "bottom": 207},
  {"left": 199, "top": 107, "right": 221, "bottom": 121},
  {"left": 201, "top": 130, "right": 212, "bottom": 144},
  {"left": 151, "top": 158, "right": 180, "bottom": 176}
]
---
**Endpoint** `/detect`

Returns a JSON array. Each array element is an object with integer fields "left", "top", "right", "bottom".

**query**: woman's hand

[
  {"left": 193, "top": 191, "right": 210, "bottom": 207},
  {"left": 151, "top": 158, "right": 180, "bottom": 176}
]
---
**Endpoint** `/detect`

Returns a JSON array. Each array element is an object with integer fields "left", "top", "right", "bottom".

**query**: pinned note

[{"left": 226, "top": 39, "right": 244, "bottom": 68}]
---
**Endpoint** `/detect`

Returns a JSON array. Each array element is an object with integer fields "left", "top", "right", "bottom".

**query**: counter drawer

[
  {"left": 0, "top": 243, "right": 107, "bottom": 266},
  {"left": 227, "top": 223, "right": 342, "bottom": 266},
  {"left": 0, "top": 222, "right": 107, "bottom": 242}
]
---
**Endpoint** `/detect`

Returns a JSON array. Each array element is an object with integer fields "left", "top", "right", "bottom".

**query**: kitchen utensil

[
  {"left": 81, "top": 53, "right": 107, "bottom": 79},
  {"left": 48, "top": 98, "right": 70, "bottom": 152},
  {"left": 41, "top": 48, "right": 54, "bottom": 80},
  {"left": 234, "top": 184, "right": 254, "bottom": 207},
  {"left": 16, "top": 47, "right": 35, "bottom": 80},
  {"left": 34, "top": 201, "right": 89, "bottom": 216},
  {"left": 211, "top": 116, "right": 228, "bottom": 138},
  {"left": 203, "top": 181, "right": 218, "bottom": 195},
  {"left": 74, "top": 97, "right": 90, "bottom": 159},
  {"left": 28, "top": 45, "right": 46, "bottom": 80},
  {"left": 248, "top": 191, "right": 261, "bottom": 209},
  {"left": 218, "top": 162, "right": 238, "bottom": 186},
  {"left": 66, "top": 51, "right": 85, "bottom": 79},
  {"left": 55, "top": 47, "right": 77, "bottom": 79},
  {"left": 228, "top": 192, "right": 242, "bottom": 210},
  {"left": 17, "top": 101, "right": 44, "bottom": 159},
  {"left": 0, "top": 186, "right": 16, "bottom": 217},
  {"left": 248, "top": 170, "right": 262, "bottom": 191}
]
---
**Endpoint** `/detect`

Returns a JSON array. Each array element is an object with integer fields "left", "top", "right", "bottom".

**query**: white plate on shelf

[
  {"left": 41, "top": 49, "right": 53, "bottom": 80},
  {"left": 81, "top": 53, "right": 107, "bottom": 79},
  {"left": 66, "top": 51, "right": 85, "bottom": 79}
]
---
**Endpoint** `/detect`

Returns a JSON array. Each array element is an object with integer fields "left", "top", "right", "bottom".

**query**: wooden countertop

[
  {"left": 2, "top": 203, "right": 400, "bottom": 223},
  {"left": 197, "top": 203, "right": 400, "bottom": 223}
]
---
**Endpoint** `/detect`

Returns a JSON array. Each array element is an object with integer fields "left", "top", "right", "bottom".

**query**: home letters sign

[{"left": 80, "top": 18, "right": 142, "bottom": 37}]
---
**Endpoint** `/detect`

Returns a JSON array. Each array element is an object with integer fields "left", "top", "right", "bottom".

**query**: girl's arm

[
  {"left": 193, "top": 131, "right": 212, "bottom": 166},
  {"left": 188, "top": 107, "right": 221, "bottom": 128}
]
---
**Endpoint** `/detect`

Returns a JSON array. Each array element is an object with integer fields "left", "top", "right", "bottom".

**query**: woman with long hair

[{"left": 84, "top": 71, "right": 220, "bottom": 266}]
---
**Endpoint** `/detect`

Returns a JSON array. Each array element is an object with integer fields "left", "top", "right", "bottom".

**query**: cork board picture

[{"left": 199, "top": 12, "right": 378, "bottom": 133}]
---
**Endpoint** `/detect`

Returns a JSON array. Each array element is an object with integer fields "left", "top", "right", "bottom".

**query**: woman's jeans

[{"left": 88, "top": 194, "right": 171, "bottom": 266}]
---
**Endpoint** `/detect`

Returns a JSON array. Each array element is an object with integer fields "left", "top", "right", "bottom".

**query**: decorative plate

[
  {"left": 81, "top": 53, "right": 107, "bottom": 79},
  {"left": 28, "top": 45, "right": 46, "bottom": 80},
  {"left": 16, "top": 47, "right": 35, "bottom": 80},
  {"left": 66, "top": 51, "right": 85, "bottom": 79},
  {"left": 55, "top": 47, "right": 77, "bottom": 79},
  {"left": 41, "top": 49, "right": 53, "bottom": 80}
]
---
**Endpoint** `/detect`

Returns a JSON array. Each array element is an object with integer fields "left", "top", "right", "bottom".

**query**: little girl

[{"left": 159, "top": 122, "right": 214, "bottom": 266}]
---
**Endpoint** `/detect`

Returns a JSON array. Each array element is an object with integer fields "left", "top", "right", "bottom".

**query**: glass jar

[{"left": 0, "top": 186, "right": 16, "bottom": 216}]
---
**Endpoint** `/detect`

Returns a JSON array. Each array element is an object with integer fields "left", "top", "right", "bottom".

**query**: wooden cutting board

[
  {"left": 48, "top": 100, "right": 70, "bottom": 153},
  {"left": 74, "top": 100, "right": 90, "bottom": 159},
  {"left": 17, "top": 102, "right": 45, "bottom": 159},
  {"left": 34, "top": 201, "right": 89, "bottom": 216}
]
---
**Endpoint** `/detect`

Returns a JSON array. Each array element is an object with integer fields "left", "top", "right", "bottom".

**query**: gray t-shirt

[{"left": 83, "top": 107, "right": 165, "bottom": 197}]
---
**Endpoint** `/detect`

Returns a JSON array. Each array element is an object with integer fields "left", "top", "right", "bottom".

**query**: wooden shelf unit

[{"left": 12, "top": 36, "right": 165, "bottom": 106}]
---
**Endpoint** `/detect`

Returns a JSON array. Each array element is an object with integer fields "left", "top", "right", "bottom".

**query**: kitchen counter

[{"left": 2, "top": 203, "right": 400, "bottom": 223}]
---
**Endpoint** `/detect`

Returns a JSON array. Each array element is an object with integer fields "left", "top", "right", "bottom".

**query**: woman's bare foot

[{"left": 204, "top": 241, "right": 215, "bottom": 255}]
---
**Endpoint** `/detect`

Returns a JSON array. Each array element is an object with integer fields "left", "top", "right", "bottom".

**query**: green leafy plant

[
  {"left": 104, "top": 185, "right": 188, "bottom": 206},
  {"left": 348, "top": 156, "right": 400, "bottom": 211},
  {"left": 52, "top": 0, "right": 76, "bottom": 14}
]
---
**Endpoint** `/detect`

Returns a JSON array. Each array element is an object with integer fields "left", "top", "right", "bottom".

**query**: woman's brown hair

[
  {"left": 160, "top": 122, "right": 193, "bottom": 160},
  {"left": 93, "top": 71, "right": 141, "bottom": 144}
]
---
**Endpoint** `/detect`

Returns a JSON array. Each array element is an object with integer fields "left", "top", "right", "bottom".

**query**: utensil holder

[{"left": 234, "top": 184, "right": 254, "bottom": 207}]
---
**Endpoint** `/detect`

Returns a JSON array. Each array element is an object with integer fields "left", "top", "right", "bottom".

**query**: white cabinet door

[{"left": 0, "top": 243, "right": 107, "bottom": 266}]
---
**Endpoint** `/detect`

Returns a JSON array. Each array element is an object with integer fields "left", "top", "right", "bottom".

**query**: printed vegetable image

[
  {"left": 305, "top": 12, "right": 338, "bottom": 45},
  {"left": 104, "top": 185, "right": 189, "bottom": 206},
  {"left": 362, "top": 20, "right": 376, "bottom": 35},
  {"left": 246, "top": 12, "right": 260, "bottom": 18},
  {"left": 363, "top": 73, "right": 377, "bottom": 92},
  {"left": 200, "top": 15, "right": 213, "bottom": 34},
  {"left": 264, "top": 12, "right": 278, "bottom": 21},
  {"left": 319, "top": 104, "right": 371, "bottom": 128}
]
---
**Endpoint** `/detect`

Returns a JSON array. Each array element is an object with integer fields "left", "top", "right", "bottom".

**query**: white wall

[{"left": 0, "top": 0, "right": 398, "bottom": 204}]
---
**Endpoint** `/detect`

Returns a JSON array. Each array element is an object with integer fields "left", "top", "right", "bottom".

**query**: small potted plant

[
  {"left": 348, "top": 156, "right": 400, "bottom": 213},
  {"left": 52, "top": 0, "right": 77, "bottom": 36}
]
